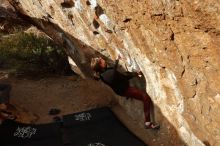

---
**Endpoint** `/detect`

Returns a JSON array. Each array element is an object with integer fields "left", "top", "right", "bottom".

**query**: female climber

[{"left": 90, "top": 56, "right": 160, "bottom": 129}]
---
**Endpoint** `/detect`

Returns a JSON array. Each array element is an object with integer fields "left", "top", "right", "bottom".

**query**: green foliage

[{"left": 0, "top": 32, "right": 72, "bottom": 75}]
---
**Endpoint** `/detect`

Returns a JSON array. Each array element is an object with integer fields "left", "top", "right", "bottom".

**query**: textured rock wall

[
  {"left": 0, "top": 0, "right": 29, "bottom": 33},
  {"left": 3, "top": 0, "right": 220, "bottom": 145}
]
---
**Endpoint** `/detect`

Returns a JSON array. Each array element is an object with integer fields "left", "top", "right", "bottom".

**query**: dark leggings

[{"left": 123, "top": 86, "right": 152, "bottom": 122}]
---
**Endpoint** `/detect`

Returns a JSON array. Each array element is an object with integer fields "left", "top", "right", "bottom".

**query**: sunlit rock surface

[{"left": 2, "top": 0, "right": 220, "bottom": 145}]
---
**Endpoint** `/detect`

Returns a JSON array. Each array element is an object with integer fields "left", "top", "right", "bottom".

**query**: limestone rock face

[{"left": 2, "top": 0, "right": 220, "bottom": 145}]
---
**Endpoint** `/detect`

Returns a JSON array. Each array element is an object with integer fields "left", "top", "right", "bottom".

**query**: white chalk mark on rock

[{"left": 75, "top": 0, "right": 83, "bottom": 11}]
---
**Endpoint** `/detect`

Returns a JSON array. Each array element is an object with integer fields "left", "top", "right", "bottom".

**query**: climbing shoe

[{"left": 145, "top": 122, "right": 160, "bottom": 130}]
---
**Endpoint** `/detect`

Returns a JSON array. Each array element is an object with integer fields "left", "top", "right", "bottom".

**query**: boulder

[{"left": 2, "top": 0, "right": 220, "bottom": 145}]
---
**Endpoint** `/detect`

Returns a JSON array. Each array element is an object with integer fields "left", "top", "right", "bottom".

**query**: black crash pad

[
  {"left": 0, "top": 107, "right": 147, "bottom": 146},
  {"left": 0, "top": 120, "right": 62, "bottom": 146},
  {"left": 62, "top": 107, "right": 147, "bottom": 146}
]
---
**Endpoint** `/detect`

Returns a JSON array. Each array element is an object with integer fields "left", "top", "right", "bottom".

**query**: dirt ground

[{"left": 0, "top": 74, "right": 115, "bottom": 123}]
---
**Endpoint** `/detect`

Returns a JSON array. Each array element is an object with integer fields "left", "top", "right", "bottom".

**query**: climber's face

[
  {"left": 99, "top": 58, "right": 107, "bottom": 69},
  {"left": 91, "top": 57, "right": 107, "bottom": 73}
]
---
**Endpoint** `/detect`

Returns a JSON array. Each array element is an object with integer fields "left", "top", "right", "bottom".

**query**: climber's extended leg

[{"left": 123, "top": 86, "right": 160, "bottom": 129}]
